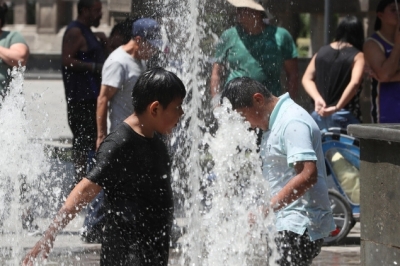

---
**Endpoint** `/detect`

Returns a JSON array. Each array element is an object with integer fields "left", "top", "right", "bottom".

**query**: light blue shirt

[{"left": 260, "top": 93, "right": 335, "bottom": 241}]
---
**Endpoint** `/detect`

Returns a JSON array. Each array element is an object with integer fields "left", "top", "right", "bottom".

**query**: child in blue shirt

[{"left": 221, "top": 77, "right": 334, "bottom": 266}]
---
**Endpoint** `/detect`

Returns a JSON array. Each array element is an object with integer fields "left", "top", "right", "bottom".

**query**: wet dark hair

[
  {"left": 0, "top": 2, "right": 8, "bottom": 28},
  {"left": 132, "top": 67, "right": 186, "bottom": 114},
  {"left": 110, "top": 17, "right": 136, "bottom": 44},
  {"left": 77, "top": 0, "right": 99, "bottom": 15},
  {"left": 374, "top": 0, "right": 398, "bottom": 30},
  {"left": 335, "top": 16, "right": 364, "bottom": 51},
  {"left": 221, "top": 77, "right": 272, "bottom": 110}
]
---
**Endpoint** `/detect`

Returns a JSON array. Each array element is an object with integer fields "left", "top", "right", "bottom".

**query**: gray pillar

[
  {"left": 100, "top": 1, "right": 110, "bottom": 25},
  {"left": 348, "top": 124, "right": 400, "bottom": 266},
  {"left": 36, "top": 0, "right": 61, "bottom": 33},
  {"left": 324, "top": 0, "right": 331, "bottom": 45},
  {"left": 14, "top": 0, "right": 27, "bottom": 24},
  {"left": 310, "top": 13, "right": 325, "bottom": 54},
  {"left": 72, "top": 1, "right": 78, "bottom": 21},
  {"left": 359, "top": 0, "right": 369, "bottom": 12}
]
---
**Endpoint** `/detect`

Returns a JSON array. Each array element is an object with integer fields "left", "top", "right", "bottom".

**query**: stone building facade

[
  {"left": 5, "top": 0, "right": 382, "bottom": 54},
  {"left": 6, "top": 0, "right": 162, "bottom": 54}
]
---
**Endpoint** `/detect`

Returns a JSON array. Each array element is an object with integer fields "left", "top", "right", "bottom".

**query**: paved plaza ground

[
  {"left": 2, "top": 216, "right": 361, "bottom": 265},
  {"left": 1, "top": 78, "right": 361, "bottom": 265}
]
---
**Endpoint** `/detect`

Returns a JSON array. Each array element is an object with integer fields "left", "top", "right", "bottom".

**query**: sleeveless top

[
  {"left": 314, "top": 45, "right": 360, "bottom": 108},
  {"left": 62, "top": 21, "right": 106, "bottom": 103},
  {"left": 368, "top": 32, "right": 400, "bottom": 123}
]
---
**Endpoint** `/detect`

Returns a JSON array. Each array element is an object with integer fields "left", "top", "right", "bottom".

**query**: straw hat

[{"left": 227, "top": 0, "right": 265, "bottom": 11}]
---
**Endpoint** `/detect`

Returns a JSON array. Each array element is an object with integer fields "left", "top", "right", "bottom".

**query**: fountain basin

[{"left": 348, "top": 124, "right": 400, "bottom": 266}]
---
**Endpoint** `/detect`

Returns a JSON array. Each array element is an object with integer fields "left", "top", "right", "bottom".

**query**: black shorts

[
  {"left": 100, "top": 225, "right": 169, "bottom": 266},
  {"left": 274, "top": 230, "right": 323, "bottom": 266},
  {"left": 67, "top": 100, "right": 97, "bottom": 155}
]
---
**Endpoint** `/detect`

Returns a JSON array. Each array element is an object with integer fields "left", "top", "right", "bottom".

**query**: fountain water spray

[
  {"left": 0, "top": 0, "right": 281, "bottom": 263},
  {"left": 163, "top": 0, "right": 279, "bottom": 263},
  {"left": 0, "top": 65, "right": 60, "bottom": 265},
  {"left": 162, "top": 0, "right": 210, "bottom": 264},
  {"left": 199, "top": 99, "right": 279, "bottom": 265}
]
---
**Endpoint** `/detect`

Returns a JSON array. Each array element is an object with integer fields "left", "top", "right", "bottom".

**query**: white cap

[{"left": 227, "top": 0, "right": 265, "bottom": 11}]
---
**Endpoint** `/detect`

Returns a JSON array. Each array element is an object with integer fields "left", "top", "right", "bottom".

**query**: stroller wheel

[{"left": 324, "top": 189, "right": 354, "bottom": 245}]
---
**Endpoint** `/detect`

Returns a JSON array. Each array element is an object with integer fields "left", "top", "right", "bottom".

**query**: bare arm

[
  {"left": 96, "top": 84, "right": 118, "bottom": 149},
  {"left": 22, "top": 179, "right": 101, "bottom": 265},
  {"left": 270, "top": 161, "right": 318, "bottom": 212},
  {"left": 210, "top": 62, "right": 224, "bottom": 97},
  {"left": 0, "top": 43, "right": 29, "bottom": 67},
  {"left": 363, "top": 28, "right": 400, "bottom": 82},
  {"left": 302, "top": 54, "right": 326, "bottom": 111},
  {"left": 284, "top": 58, "right": 299, "bottom": 99},
  {"left": 62, "top": 27, "right": 95, "bottom": 73}
]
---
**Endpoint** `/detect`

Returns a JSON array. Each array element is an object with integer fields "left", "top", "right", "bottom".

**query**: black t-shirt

[
  {"left": 315, "top": 45, "right": 360, "bottom": 107},
  {"left": 87, "top": 123, "right": 173, "bottom": 266}
]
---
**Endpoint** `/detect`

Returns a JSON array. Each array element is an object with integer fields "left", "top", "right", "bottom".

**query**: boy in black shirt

[{"left": 23, "top": 67, "right": 186, "bottom": 266}]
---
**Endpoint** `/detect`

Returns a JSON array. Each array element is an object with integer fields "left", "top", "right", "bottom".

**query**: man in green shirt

[
  {"left": 210, "top": 0, "right": 298, "bottom": 99},
  {"left": 0, "top": 3, "right": 29, "bottom": 96}
]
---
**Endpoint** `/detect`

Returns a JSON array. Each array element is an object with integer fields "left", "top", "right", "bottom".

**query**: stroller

[{"left": 321, "top": 128, "right": 360, "bottom": 245}]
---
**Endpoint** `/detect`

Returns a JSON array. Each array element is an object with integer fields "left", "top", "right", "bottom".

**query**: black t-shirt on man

[{"left": 87, "top": 122, "right": 173, "bottom": 266}]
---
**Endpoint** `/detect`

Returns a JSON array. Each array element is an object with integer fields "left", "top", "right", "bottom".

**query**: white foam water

[
  {"left": 200, "top": 99, "right": 279, "bottom": 265},
  {"left": 0, "top": 1, "right": 281, "bottom": 264},
  {"left": 162, "top": 0, "right": 280, "bottom": 264},
  {"left": 0, "top": 65, "right": 55, "bottom": 265}
]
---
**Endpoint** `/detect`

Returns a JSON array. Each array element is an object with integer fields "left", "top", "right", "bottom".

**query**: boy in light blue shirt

[{"left": 221, "top": 77, "right": 334, "bottom": 266}]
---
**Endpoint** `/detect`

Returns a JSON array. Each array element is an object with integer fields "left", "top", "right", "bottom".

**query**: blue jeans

[{"left": 311, "top": 109, "right": 359, "bottom": 131}]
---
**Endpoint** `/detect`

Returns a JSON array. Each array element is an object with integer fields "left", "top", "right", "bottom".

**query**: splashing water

[
  {"left": 162, "top": 0, "right": 211, "bottom": 264},
  {"left": 0, "top": 0, "right": 281, "bottom": 264},
  {"left": 162, "top": 0, "right": 279, "bottom": 264},
  {"left": 0, "top": 66, "right": 57, "bottom": 264},
  {"left": 201, "top": 99, "right": 279, "bottom": 265}
]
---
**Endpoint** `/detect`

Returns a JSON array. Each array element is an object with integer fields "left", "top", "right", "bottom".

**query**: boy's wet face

[
  {"left": 157, "top": 97, "right": 184, "bottom": 134},
  {"left": 236, "top": 105, "right": 268, "bottom": 131}
]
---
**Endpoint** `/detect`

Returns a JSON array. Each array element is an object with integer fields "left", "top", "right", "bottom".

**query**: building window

[
  {"left": 27, "top": 0, "right": 36, "bottom": 24},
  {"left": 5, "top": 1, "right": 13, "bottom": 25}
]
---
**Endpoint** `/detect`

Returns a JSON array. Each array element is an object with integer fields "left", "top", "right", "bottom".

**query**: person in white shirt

[{"left": 96, "top": 18, "right": 162, "bottom": 148}]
